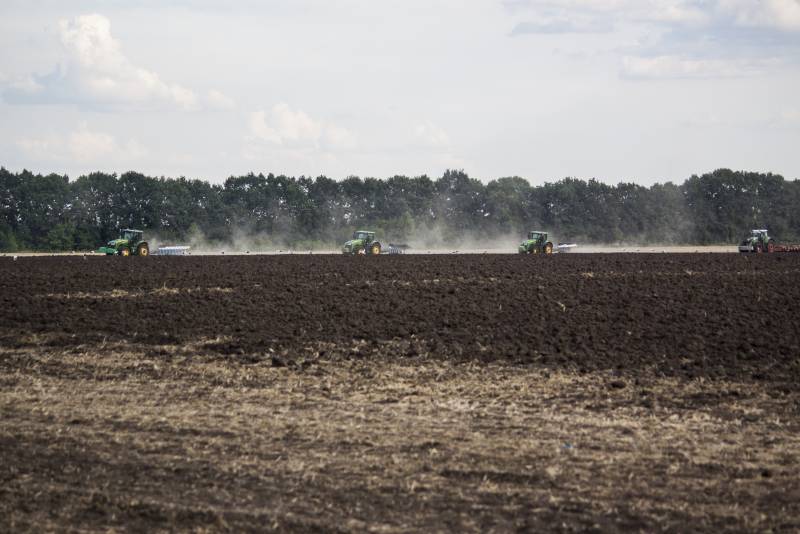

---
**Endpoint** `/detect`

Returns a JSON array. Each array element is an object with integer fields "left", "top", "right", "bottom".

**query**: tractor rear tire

[
  {"left": 371, "top": 242, "right": 382, "bottom": 255},
  {"left": 137, "top": 243, "right": 149, "bottom": 256},
  {"left": 755, "top": 243, "right": 763, "bottom": 253},
  {"left": 120, "top": 247, "right": 131, "bottom": 257},
  {"left": 544, "top": 242, "right": 553, "bottom": 254},
  {"left": 768, "top": 240, "right": 775, "bottom": 253}
]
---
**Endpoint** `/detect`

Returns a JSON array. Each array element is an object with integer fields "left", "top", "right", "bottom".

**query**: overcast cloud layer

[{"left": 1, "top": 0, "right": 798, "bottom": 184}]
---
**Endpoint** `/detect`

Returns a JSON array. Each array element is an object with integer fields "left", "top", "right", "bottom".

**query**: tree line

[{"left": 1, "top": 166, "right": 799, "bottom": 251}]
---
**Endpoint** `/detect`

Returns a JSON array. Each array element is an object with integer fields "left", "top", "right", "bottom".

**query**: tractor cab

[
  {"left": 353, "top": 230, "right": 375, "bottom": 244},
  {"left": 528, "top": 231, "right": 547, "bottom": 243},
  {"left": 122, "top": 229, "right": 143, "bottom": 242}
]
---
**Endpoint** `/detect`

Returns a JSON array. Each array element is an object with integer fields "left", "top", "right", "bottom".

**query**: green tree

[{"left": 45, "top": 222, "right": 77, "bottom": 251}]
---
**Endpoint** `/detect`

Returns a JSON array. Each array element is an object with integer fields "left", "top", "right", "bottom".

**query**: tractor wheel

[
  {"left": 120, "top": 247, "right": 131, "bottom": 257},
  {"left": 371, "top": 242, "right": 382, "bottom": 255},
  {"left": 755, "top": 243, "right": 763, "bottom": 253},
  {"left": 544, "top": 242, "right": 553, "bottom": 254},
  {"left": 137, "top": 243, "right": 149, "bottom": 256},
  {"left": 767, "top": 240, "right": 775, "bottom": 253}
]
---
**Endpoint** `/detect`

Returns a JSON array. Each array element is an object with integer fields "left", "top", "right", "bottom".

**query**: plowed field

[{"left": 1, "top": 254, "right": 799, "bottom": 531}]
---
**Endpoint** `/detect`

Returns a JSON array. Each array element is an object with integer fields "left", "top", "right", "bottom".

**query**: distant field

[
  {"left": 1, "top": 254, "right": 798, "bottom": 531},
  {"left": 4, "top": 245, "right": 739, "bottom": 256}
]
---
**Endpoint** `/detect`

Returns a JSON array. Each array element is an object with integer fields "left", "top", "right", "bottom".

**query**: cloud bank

[
  {"left": 2, "top": 14, "right": 233, "bottom": 111},
  {"left": 507, "top": 0, "right": 800, "bottom": 79}
]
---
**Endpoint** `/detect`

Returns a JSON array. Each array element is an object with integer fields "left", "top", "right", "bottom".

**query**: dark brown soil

[
  {"left": 2, "top": 254, "right": 799, "bottom": 382},
  {"left": 1, "top": 254, "right": 799, "bottom": 532}
]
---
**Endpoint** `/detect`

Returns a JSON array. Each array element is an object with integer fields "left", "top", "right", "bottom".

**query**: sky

[{"left": 1, "top": 0, "right": 799, "bottom": 185}]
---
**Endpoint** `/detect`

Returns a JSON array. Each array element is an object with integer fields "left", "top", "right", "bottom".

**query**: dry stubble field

[{"left": 1, "top": 254, "right": 799, "bottom": 532}]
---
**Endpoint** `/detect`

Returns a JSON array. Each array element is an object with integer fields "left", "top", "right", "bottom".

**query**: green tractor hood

[
  {"left": 97, "top": 238, "right": 127, "bottom": 255},
  {"left": 342, "top": 239, "right": 364, "bottom": 253}
]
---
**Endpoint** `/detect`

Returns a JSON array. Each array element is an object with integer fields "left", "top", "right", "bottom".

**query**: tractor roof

[{"left": 122, "top": 228, "right": 143, "bottom": 233}]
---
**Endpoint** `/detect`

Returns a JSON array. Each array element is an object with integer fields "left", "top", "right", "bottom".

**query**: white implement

[{"left": 156, "top": 246, "right": 191, "bottom": 256}]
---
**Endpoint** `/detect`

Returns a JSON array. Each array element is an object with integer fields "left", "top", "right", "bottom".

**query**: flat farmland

[{"left": 1, "top": 254, "right": 799, "bottom": 532}]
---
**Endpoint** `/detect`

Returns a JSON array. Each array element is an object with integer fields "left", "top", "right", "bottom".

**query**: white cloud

[
  {"left": 719, "top": 0, "right": 800, "bottom": 31},
  {"left": 650, "top": 3, "right": 710, "bottom": 25},
  {"left": 250, "top": 103, "right": 323, "bottom": 145},
  {"left": 507, "top": 1, "right": 800, "bottom": 80},
  {"left": 6, "top": 75, "right": 45, "bottom": 94},
  {"left": 415, "top": 121, "right": 451, "bottom": 147},
  {"left": 621, "top": 54, "right": 778, "bottom": 79},
  {"left": 207, "top": 89, "right": 236, "bottom": 110},
  {"left": 508, "top": 1, "right": 800, "bottom": 34},
  {"left": 17, "top": 122, "right": 148, "bottom": 164},
  {"left": 68, "top": 124, "right": 118, "bottom": 161},
  {"left": 3, "top": 13, "right": 201, "bottom": 110},
  {"left": 507, "top": 0, "right": 709, "bottom": 34},
  {"left": 324, "top": 124, "right": 358, "bottom": 150},
  {"left": 248, "top": 102, "right": 356, "bottom": 149}
]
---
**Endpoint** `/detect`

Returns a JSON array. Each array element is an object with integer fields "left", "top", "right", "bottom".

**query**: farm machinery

[
  {"left": 519, "top": 231, "right": 554, "bottom": 254},
  {"left": 342, "top": 230, "right": 383, "bottom": 255},
  {"left": 342, "top": 230, "right": 408, "bottom": 255},
  {"left": 738, "top": 229, "right": 800, "bottom": 253},
  {"left": 97, "top": 229, "right": 150, "bottom": 256}
]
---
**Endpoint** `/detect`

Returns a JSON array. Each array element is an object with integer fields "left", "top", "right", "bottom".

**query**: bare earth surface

[{"left": 1, "top": 254, "right": 799, "bottom": 532}]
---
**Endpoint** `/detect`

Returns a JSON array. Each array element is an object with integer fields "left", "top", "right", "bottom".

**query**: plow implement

[{"left": 768, "top": 244, "right": 800, "bottom": 253}]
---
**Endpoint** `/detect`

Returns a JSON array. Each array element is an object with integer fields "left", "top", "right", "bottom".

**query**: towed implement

[
  {"left": 738, "top": 229, "right": 800, "bottom": 253},
  {"left": 97, "top": 229, "right": 149, "bottom": 256},
  {"left": 386, "top": 243, "right": 409, "bottom": 255}
]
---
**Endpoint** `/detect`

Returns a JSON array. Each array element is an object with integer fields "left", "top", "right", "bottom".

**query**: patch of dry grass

[
  {"left": 1, "top": 342, "right": 798, "bottom": 532},
  {"left": 40, "top": 287, "right": 234, "bottom": 299}
]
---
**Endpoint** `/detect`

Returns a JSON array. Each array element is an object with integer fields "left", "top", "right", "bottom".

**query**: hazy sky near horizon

[{"left": 1, "top": 0, "right": 799, "bottom": 185}]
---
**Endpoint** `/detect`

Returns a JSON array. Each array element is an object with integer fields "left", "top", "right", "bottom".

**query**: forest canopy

[{"left": 1, "top": 167, "right": 798, "bottom": 251}]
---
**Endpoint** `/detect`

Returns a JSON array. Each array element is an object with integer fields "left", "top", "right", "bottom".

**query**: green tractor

[
  {"left": 738, "top": 229, "right": 775, "bottom": 253},
  {"left": 342, "top": 230, "right": 382, "bottom": 255},
  {"left": 518, "top": 230, "right": 554, "bottom": 255},
  {"left": 97, "top": 229, "right": 150, "bottom": 257}
]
